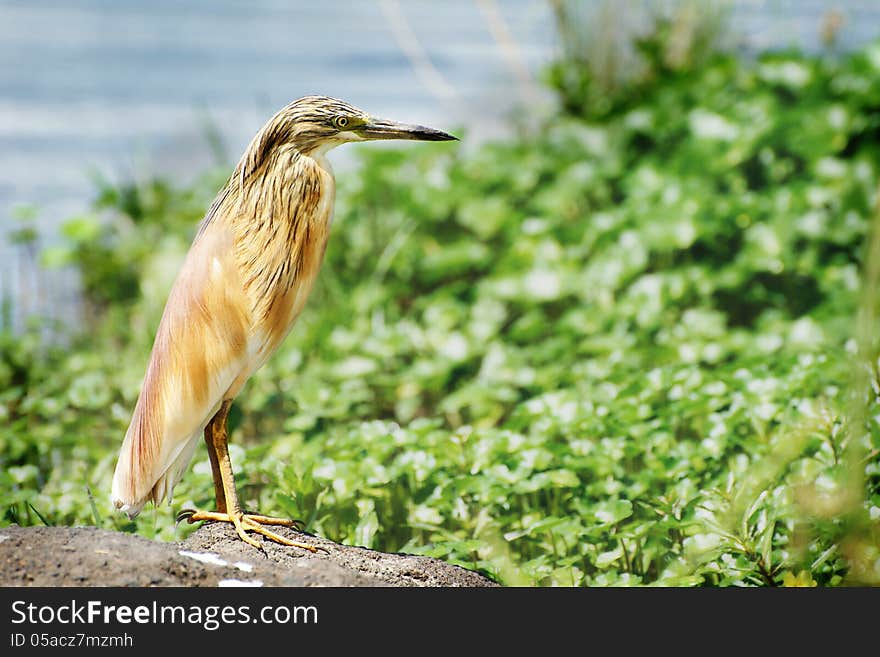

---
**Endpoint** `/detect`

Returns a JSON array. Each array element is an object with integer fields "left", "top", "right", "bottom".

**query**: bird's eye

[{"left": 333, "top": 116, "right": 349, "bottom": 129}]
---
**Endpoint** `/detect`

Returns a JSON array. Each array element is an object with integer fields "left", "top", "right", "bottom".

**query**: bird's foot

[{"left": 177, "top": 509, "right": 325, "bottom": 553}]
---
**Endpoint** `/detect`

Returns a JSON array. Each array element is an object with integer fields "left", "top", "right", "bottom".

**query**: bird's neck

[
  {"left": 196, "top": 144, "right": 336, "bottom": 252},
  {"left": 226, "top": 145, "right": 336, "bottom": 329},
  {"left": 308, "top": 148, "right": 334, "bottom": 179},
  {"left": 235, "top": 146, "right": 334, "bottom": 222}
]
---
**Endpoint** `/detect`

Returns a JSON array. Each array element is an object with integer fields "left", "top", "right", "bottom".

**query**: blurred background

[
  {"left": 3, "top": 0, "right": 880, "bottom": 330},
  {"left": 2, "top": 1, "right": 880, "bottom": 587}
]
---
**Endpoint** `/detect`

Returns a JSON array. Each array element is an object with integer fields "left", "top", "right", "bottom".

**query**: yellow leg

[
  {"left": 203, "top": 410, "right": 227, "bottom": 514},
  {"left": 178, "top": 400, "right": 323, "bottom": 553}
]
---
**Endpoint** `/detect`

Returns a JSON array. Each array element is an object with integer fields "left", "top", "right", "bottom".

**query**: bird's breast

[{"left": 234, "top": 155, "right": 335, "bottom": 370}]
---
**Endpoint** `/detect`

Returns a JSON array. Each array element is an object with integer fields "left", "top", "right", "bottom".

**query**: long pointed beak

[{"left": 357, "top": 118, "right": 458, "bottom": 142}]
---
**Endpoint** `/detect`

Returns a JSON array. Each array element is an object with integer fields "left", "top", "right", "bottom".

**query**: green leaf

[{"left": 594, "top": 500, "right": 634, "bottom": 525}]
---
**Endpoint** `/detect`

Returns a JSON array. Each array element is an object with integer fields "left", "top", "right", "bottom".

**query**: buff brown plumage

[{"left": 111, "top": 96, "right": 456, "bottom": 549}]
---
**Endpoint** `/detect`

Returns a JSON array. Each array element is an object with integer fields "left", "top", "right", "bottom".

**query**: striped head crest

[{"left": 237, "top": 95, "right": 457, "bottom": 185}]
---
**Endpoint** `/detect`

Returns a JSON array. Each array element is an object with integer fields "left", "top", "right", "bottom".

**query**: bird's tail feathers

[{"left": 111, "top": 415, "right": 203, "bottom": 519}]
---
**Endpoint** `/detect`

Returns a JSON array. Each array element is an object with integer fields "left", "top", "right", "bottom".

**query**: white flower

[{"left": 689, "top": 109, "right": 739, "bottom": 141}]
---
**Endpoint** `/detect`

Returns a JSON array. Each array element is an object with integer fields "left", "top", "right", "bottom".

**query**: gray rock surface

[{"left": 0, "top": 524, "right": 497, "bottom": 587}]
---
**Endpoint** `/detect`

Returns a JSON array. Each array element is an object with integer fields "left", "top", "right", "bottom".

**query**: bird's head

[
  {"left": 264, "top": 95, "right": 457, "bottom": 157},
  {"left": 235, "top": 96, "right": 457, "bottom": 185}
]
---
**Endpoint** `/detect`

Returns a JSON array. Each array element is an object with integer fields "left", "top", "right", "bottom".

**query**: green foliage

[
  {"left": 3, "top": 38, "right": 880, "bottom": 586},
  {"left": 547, "top": 0, "right": 732, "bottom": 119},
  {"left": 40, "top": 170, "right": 229, "bottom": 316}
]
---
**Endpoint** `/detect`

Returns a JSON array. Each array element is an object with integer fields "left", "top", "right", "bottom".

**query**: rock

[{"left": 0, "top": 524, "right": 497, "bottom": 587}]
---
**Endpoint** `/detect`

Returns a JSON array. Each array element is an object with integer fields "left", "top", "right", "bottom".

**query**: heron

[{"left": 111, "top": 96, "right": 456, "bottom": 550}]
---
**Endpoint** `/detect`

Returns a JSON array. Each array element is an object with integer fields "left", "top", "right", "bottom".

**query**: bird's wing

[{"left": 111, "top": 218, "right": 253, "bottom": 517}]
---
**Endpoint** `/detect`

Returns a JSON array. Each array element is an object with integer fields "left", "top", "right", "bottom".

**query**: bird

[{"left": 111, "top": 96, "right": 457, "bottom": 550}]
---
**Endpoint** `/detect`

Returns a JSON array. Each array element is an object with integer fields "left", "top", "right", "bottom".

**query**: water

[
  {"left": 1, "top": 0, "right": 878, "bottom": 330},
  {"left": 0, "top": 0, "right": 555, "bottom": 224},
  {"left": 0, "top": 0, "right": 558, "bottom": 329}
]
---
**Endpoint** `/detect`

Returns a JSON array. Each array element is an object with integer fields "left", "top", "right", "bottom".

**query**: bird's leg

[
  {"left": 178, "top": 400, "right": 321, "bottom": 553},
  {"left": 204, "top": 407, "right": 227, "bottom": 514}
]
